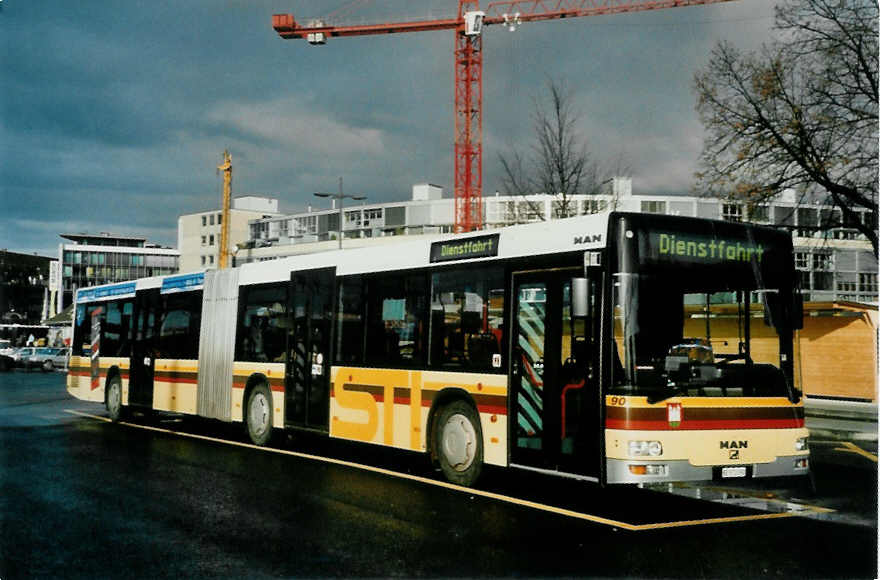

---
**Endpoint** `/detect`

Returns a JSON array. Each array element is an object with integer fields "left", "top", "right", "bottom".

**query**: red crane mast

[{"left": 273, "top": 0, "right": 737, "bottom": 232}]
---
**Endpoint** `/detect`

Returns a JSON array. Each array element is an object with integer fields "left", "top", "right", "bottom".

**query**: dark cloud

[{"left": 1, "top": 0, "right": 774, "bottom": 255}]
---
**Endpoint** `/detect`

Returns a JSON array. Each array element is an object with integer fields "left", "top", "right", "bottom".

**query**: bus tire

[
  {"left": 43, "top": 360, "right": 54, "bottom": 372},
  {"left": 433, "top": 399, "right": 483, "bottom": 487},
  {"left": 106, "top": 376, "right": 125, "bottom": 422},
  {"left": 245, "top": 382, "right": 273, "bottom": 446}
]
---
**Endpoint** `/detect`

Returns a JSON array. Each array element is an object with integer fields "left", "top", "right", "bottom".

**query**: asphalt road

[{"left": 1, "top": 371, "right": 876, "bottom": 578}]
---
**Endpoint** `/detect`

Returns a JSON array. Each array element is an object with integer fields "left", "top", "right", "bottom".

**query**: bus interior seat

[{"left": 467, "top": 332, "right": 499, "bottom": 368}]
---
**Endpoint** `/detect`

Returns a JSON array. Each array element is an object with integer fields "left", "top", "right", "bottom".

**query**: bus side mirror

[{"left": 572, "top": 278, "right": 589, "bottom": 318}]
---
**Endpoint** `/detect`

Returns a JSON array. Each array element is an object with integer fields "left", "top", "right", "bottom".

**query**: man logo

[
  {"left": 721, "top": 441, "right": 747, "bottom": 460},
  {"left": 573, "top": 234, "right": 602, "bottom": 245}
]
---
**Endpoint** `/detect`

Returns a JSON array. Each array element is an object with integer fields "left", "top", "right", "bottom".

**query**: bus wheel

[
  {"left": 106, "top": 376, "right": 125, "bottom": 422},
  {"left": 245, "top": 383, "right": 273, "bottom": 446},
  {"left": 43, "top": 360, "right": 54, "bottom": 372},
  {"left": 434, "top": 400, "right": 483, "bottom": 486}
]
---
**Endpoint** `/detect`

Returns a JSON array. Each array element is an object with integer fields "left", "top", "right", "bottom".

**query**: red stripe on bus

[
  {"left": 605, "top": 418, "right": 805, "bottom": 430},
  {"left": 232, "top": 381, "right": 285, "bottom": 393}
]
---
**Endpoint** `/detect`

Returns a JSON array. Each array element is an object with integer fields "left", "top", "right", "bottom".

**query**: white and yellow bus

[{"left": 68, "top": 211, "right": 809, "bottom": 486}]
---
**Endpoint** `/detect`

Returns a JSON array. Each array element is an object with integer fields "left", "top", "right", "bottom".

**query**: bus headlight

[
  {"left": 629, "top": 440, "right": 663, "bottom": 457},
  {"left": 795, "top": 437, "right": 809, "bottom": 451}
]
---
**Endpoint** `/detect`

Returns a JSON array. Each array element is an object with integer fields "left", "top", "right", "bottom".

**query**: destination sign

[
  {"left": 650, "top": 232, "right": 764, "bottom": 264},
  {"left": 76, "top": 282, "right": 137, "bottom": 303},
  {"left": 430, "top": 234, "right": 500, "bottom": 263},
  {"left": 161, "top": 272, "right": 205, "bottom": 294}
]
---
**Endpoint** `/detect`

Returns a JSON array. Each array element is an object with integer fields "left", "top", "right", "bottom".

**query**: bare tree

[
  {"left": 694, "top": 0, "right": 878, "bottom": 252},
  {"left": 498, "top": 79, "right": 625, "bottom": 222}
]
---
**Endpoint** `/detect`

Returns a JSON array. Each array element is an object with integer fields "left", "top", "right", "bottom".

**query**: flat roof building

[
  {"left": 57, "top": 232, "right": 179, "bottom": 311},
  {"left": 177, "top": 196, "right": 280, "bottom": 273}
]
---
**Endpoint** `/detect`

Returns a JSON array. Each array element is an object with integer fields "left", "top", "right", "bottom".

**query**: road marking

[
  {"left": 833, "top": 441, "right": 878, "bottom": 463},
  {"left": 66, "top": 409, "right": 807, "bottom": 531},
  {"left": 667, "top": 482, "right": 835, "bottom": 515}
]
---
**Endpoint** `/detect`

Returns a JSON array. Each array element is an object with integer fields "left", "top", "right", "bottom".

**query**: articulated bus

[{"left": 67, "top": 212, "right": 809, "bottom": 486}]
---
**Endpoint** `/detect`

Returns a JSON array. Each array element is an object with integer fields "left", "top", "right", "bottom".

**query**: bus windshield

[{"left": 610, "top": 217, "right": 798, "bottom": 400}]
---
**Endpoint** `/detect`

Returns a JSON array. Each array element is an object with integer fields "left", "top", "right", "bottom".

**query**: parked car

[
  {"left": 0, "top": 338, "right": 13, "bottom": 356},
  {"left": 9, "top": 347, "right": 37, "bottom": 368},
  {"left": 27, "top": 347, "right": 70, "bottom": 372}
]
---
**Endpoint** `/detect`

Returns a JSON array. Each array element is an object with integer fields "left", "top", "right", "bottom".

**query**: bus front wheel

[
  {"left": 245, "top": 383, "right": 273, "bottom": 446},
  {"left": 433, "top": 400, "right": 483, "bottom": 487}
]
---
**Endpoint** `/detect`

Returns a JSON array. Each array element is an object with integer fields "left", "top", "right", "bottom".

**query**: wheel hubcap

[
  {"left": 108, "top": 384, "right": 120, "bottom": 413},
  {"left": 249, "top": 392, "right": 270, "bottom": 436},
  {"left": 442, "top": 413, "right": 476, "bottom": 471}
]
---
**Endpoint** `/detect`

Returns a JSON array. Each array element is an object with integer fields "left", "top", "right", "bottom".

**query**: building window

[
  {"left": 794, "top": 252, "right": 809, "bottom": 270},
  {"left": 812, "top": 252, "right": 833, "bottom": 271},
  {"left": 859, "top": 273, "right": 878, "bottom": 294},
  {"left": 552, "top": 200, "right": 577, "bottom": 219},
  {"left": 209, "top": 255, "right": 214, "bottom": 264},
  {"left": 748, "top": 205, "right": 769, "bottom": 223},
  {"left": 209, "top": 235, "right": 215, "bottom": 246},
  {"left": 202, "top": 216, "right": 207, "bottom": 227},
  {"left": 345, "top": 210, "right": 362, "bottom": 228},
  {"left": 363, "top": 208, "right": 383, "bottom": 227},
  {"left": 813, "top": 272, "right": 833, "bottom": 291},
  {"left": 201, "top": 256, "right": 206, "bottom": 266},
  {"left": 722, "top": 203, "right": 743, "bottom": 222},
  {"left": 210, "top": 214, "right": 215, "bottom": 226},
  {"left": 217, "top": 213, "right": 222, "bottom": 225},
  {"left": 837, "top": 280, "right": 857, "bottom": 293},
  {"left": 201, "top": 236, "right": 206, "bottom": 246},
  {"left": 583, "top": 198, "right": 607, "bottom": 215},
  {"left": 641, "top": 200, "right": 666, "bottom": 214}
]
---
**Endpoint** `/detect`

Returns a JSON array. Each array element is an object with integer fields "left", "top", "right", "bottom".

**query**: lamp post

[{"left": 314, "top": 177, "right": 367, "bottom": 249}]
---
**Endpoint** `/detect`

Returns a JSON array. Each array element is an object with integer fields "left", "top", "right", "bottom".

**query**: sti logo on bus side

[{"left": 573, "top": 234, "right": 602, "bottom": 245}]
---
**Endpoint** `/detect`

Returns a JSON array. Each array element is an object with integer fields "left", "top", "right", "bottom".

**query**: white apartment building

[
  {"left": 177, "top": 196, "right": 280, "bottom": 273},
  {"left": 241, "top": 180, "right": 877, "bottom": 304}
]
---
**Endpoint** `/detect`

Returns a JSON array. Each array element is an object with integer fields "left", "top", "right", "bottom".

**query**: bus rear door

[
  {"left": 286, "top": 268, "right": 335, "bottom": 431},
  {"left": 129, "top": 289, "right": 160, "bottom": 408}
]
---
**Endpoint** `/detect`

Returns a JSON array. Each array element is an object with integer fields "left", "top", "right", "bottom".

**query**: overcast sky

[{"left": 1, "top": 0, "right": 776, "bottom": 257}]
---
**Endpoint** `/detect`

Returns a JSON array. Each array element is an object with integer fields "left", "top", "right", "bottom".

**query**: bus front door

[
  {"left": 129, "top": 289, "right": 160, "bottom": 408},
  {"left": 511, "top": 270, "right": 599, "bottom": 479},
  {"left": 285, "top": 268, "right": 335, "bottom": 431}
]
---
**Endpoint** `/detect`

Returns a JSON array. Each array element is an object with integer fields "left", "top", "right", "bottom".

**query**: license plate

[{"left": 721, "top": 466, "right": 747, "bottom": 478}]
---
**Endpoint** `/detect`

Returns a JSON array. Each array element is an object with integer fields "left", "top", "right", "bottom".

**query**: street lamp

[{"left": 314, "top": 177, "right": 367, "bottom": 249}]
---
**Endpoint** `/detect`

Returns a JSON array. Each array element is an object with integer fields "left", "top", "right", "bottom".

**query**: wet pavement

[{"left": 1, "top": 372, "right": 877, "bottom": 578}]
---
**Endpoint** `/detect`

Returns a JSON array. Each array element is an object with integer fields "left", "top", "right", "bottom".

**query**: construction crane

[
  {"left": 217, "top": 149, "right": 232, "bottom": 269},
  {"left": 273, "top": 0, "right": 737, "bottom": 233}
]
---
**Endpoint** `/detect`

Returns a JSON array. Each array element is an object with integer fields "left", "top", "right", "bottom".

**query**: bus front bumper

[{"left": 606, "top": 454, "right": 810, "bottom": 484}]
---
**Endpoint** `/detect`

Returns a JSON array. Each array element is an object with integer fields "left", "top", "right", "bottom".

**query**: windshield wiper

[{"left": 647, "top": 384, "right": 685, "bottom": 404}]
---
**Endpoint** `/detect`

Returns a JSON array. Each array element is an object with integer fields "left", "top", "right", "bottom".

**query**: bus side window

[
  {"left": 335, "top": 277, "right": 365, "bottom": 364},
  {"left": 429, "top": 267, "right": 505, "bottom": 371},
  {"left": 236, "top": 283, "right": 287, "bottom": 363},
  {"left": 365, "top": 274, "right": 427, "bottom": 367}
]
